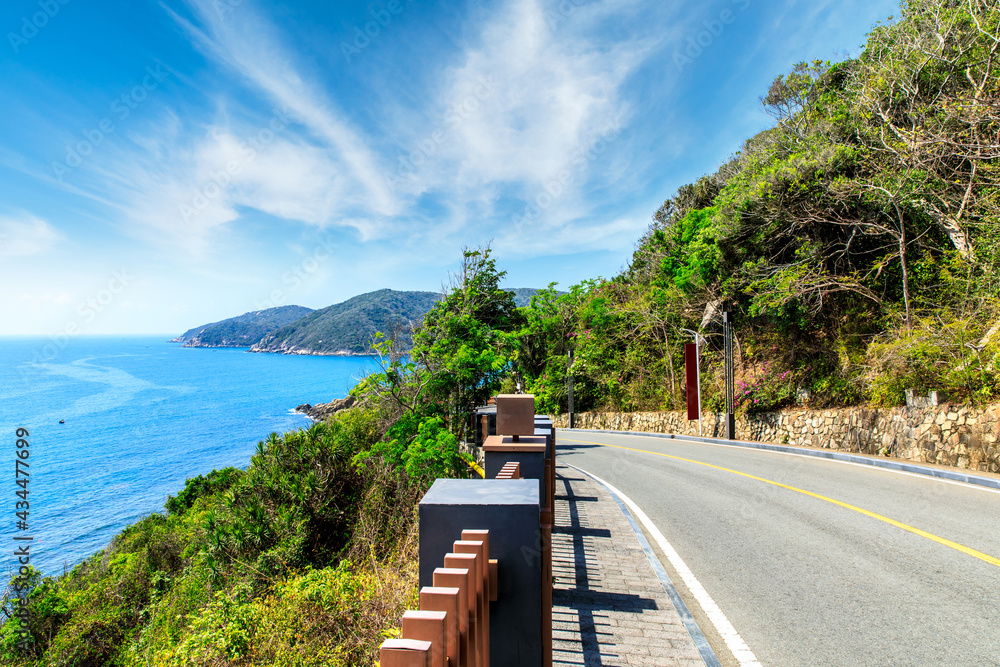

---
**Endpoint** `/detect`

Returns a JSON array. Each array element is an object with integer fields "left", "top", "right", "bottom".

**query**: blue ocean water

[{"left": 0, "top": 336, "right": 381, "bottom": 577}]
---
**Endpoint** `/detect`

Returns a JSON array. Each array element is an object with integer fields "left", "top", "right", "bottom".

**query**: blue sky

[{"left": 0, "top": 0, "right": 900, "bottom": 336}]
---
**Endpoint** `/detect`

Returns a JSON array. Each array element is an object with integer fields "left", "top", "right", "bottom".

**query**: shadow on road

[{"left": 552, "top": 472, "right": 660, "bottom": 666}]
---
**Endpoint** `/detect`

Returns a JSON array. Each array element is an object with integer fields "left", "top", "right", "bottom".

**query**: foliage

[
  {"left": 0, "top": 407, "right": 423, "bottom": 666},
  {"left": 7, "top": 3, "right": 1000, "bottom": 663},
  {"left": 153, "top": 560, "right": 416, "bottom": 667},
  {"left": 511, "top": 0, "right": 1000, "bottom": 412},
  {"left": 409, "top": 247, "right": 524, "bottom": 438},
  {"left": 358, "top": 413, "right": 474, "bottom": 483},
  {"left": 867, "top": 312, "right": 1000, "bottom": 406},
  {"left": 165, "top": 467, "right": 243, "bottom": 516}
]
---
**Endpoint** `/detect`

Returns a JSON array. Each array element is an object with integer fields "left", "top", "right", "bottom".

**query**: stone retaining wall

[
  {"left": 459, "top": 440, "right": 485, "bottom": 468},
  {"left": 553, "top": 403, "right": 1000, "bottom": 473}
]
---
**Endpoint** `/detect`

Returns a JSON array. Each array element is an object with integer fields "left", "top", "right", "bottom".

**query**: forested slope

[
  {"left": 170, "top": 306, "right": 315, "bottom": 348},
  {"left": 514, "top": 0, "right": 1000, "bottom": 415},
  {"left": 250, "top": 290, "right": 443, "bottom": 355}
]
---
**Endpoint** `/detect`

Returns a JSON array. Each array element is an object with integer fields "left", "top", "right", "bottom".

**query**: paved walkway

[{"left": 551, "top": 463, "right": 706, "bottom": 666}]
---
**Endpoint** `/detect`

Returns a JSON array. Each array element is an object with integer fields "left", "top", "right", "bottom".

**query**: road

[{"left": 556, "top": 430, "right": 1000, "bottom": 666}]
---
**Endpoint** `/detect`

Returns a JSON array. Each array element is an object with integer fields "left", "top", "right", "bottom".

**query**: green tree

[{"left": 411, "top": 246, "right": 523, "bottom": 438}]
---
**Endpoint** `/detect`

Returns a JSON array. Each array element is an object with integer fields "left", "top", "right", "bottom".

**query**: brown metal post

[
  {"left": 401, "top": 611, "right": 447, "bottom": 667},
  {"left": 444, "top": 552, "right": 480, "bottom": 667},
  {"left": 462, "top": 530, "right": 496, "bottom": 667},
  {"left": 496, "top": 462, "right": 521, "bottom": 480},
  {"left": 545, "top": 459, "right": 555, "bottom": 509},
  {"left": 552, "top": 429, "right": 558, "bottom": 507},
  {"left": 380, "top": 638, "right": 432, "bottom": 667},
  {"left": 454, "top": 542, "right": 486, "bottom": 667},
  {"left": 419, "top": 587, "right": 461, "bottom": 667},
  {"left": 540, "top": 507, "right": 553, "bottom": 667},
  {"left": 433, "top": 568, "right": 470, "bottom": 667},
  {"left": 488, "top": 559, "right": 498, "bottom": 602}
]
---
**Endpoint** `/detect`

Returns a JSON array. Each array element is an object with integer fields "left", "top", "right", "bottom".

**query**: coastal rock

[{"left": 296, "top": 395, "right": 357, "bottom": 421}]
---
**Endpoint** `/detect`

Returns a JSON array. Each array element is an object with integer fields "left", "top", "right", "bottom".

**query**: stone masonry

[{"left": 553, "top": 403, "right": 1000, "bottom": 473}]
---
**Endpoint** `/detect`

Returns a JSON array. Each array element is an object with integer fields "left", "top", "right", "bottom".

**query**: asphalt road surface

[{"left": 556, "top": 430, "right": 1000, "bottom": 666}]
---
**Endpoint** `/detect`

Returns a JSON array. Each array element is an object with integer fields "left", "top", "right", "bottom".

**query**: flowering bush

[{"left": 736, "top": 361, "right": 799, "bottom": 414}]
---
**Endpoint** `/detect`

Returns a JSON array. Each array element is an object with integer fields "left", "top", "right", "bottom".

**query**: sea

[{"left": 0, "top": 336, "right": 381, "bottom": 578}]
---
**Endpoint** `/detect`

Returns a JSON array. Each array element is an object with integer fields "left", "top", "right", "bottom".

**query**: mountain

[
  {"left": 250, "top": 289, "right": 443, "bottom": 356},
  {"left": 509, "top": 288, "right": 544, "bottom": 307},
  {"left": 169, "top": 305, "right": 315, "bottom": 348}
]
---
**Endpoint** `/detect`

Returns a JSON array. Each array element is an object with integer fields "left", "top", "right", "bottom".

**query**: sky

[{"left": 0, "top": 0, "right": 902, "bottom": 336}]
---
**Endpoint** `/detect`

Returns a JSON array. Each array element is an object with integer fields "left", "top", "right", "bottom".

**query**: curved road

[{"left": 556, "top": 430, "right": 1000, "bottom": 666}]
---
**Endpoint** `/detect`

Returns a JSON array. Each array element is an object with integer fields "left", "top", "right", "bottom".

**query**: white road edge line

[{"left": 581, "top": 467, "right": 763, "bottom": 667}]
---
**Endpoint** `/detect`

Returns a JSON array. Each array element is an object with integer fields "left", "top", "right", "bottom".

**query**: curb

[{"left": 558, "top": 428, "right": 1000, "bottom": 492}]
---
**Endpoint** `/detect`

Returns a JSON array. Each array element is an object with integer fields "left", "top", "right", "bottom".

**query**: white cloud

[
  {"left": 494, "top": 214, "right": 647, "bottom": 256},
  {"left": 0, "top": 214, "right": 64, "bottom": 256},
  {"left": 115, "top": 124, "right": 355, "bottom": 250},
  {"left": 370, "top": 0, "right": 667, "bottom": 259},
  {"left": 441, "top": 0, "right": 639, "bottom": 183},
  {"left": 169, "top": 0, "right": 398, "bottom": 216}
]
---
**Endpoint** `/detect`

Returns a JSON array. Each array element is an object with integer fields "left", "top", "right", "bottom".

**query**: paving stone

[{"left": 550, "top": 464, "right": 705, "bottom": 665}]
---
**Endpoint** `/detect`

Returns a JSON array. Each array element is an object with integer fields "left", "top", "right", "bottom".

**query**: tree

[{"left": 410, "top": 246, "right": 522, "bottom": 438}]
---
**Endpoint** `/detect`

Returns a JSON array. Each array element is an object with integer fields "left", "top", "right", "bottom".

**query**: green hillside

[
  {"left": 250, "top": 289, "right": 443, "bottom": 355},
  {"left": 170, "top": 306, "right": 314, "bottom": 348},
  {"left": 513, "top": 0, "right": 1000, "bottom": 414}
]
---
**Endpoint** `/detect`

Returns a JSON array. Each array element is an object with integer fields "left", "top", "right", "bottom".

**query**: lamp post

[
  {"left": 681, "top": 329, "right": 704, "bottom": 437},
  {"left": 723, "top": 310, "right": 735, "bottom": 440},
  {"left": 567, "top": 350, "right": 575, "bottom": 429}
]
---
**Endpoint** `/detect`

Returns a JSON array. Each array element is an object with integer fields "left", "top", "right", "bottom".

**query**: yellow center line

[{"left": 562, "top": 436, "right": 1000, "bottom": 569}]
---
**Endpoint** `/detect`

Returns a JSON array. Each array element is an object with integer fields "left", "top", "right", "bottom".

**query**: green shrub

[{"left": 165, "top": 467, "right": 242, "bottom": 516}]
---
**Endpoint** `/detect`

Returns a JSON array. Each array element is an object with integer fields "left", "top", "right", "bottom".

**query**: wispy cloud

[
  {"left": 441, "top": 1, "right": 636, "bottom": 183},
  {"left": 101, "top": 114, "right": 357, "bottom": 254},
  {"left": 168, "top": 0, "right": 398, "bottom": 216},
  {"left": 0, "top": 0, "right": 904, "bottom": 336},
  {"left": 379, "top": 0, "right": 661, "bottom": 254},
  {"left": 0, "top": 213, "right": 64, "bottom": 256}
]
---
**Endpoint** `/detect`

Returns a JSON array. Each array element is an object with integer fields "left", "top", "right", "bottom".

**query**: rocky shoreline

[
  {"left": 169, "top": 340, "right": 253, "bottom": 348},
  {"left": 168, "top": 338, "right": 370, "bottom": 355},
  {"left": 294, "top": 395, "right": 358, "bottom": 421}
]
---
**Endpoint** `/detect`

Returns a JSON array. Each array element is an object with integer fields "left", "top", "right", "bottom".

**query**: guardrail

[
  {"left": 380, "top": 395, "right": 556, "bottom": 666},
  {"left": 380, "top": 529, "right": 495, "bottom": 667}
]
